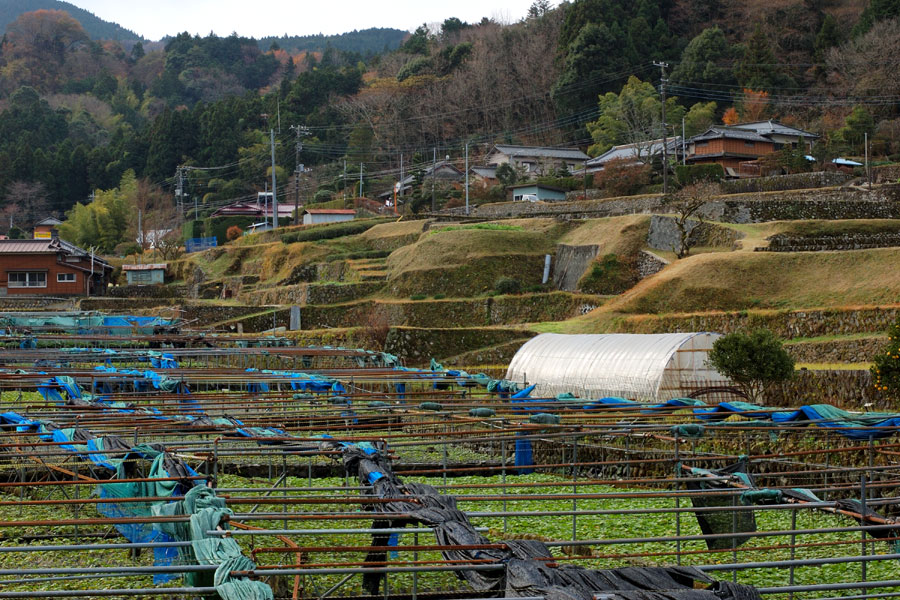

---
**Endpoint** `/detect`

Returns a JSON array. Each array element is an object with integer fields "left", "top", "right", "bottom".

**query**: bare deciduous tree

[{"left": 669, "top": 181, "right": 720, "bottom": 259}]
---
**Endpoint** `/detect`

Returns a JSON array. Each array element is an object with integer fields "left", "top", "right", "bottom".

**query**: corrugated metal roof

[
  {"left": 585, "top": 138, "right": 682, "bottom": 166},
  {"left": 491, "top": 145, "right": 589, "bottom": 161},
  {"left": 122, "top": 264, "right": 167, "bottom": 271},
  {"left": 303, "top": 209, "right": 356, "bottom": 214},
  {"left": 0, "top": 240, "right": 57, "bottom": 253}
]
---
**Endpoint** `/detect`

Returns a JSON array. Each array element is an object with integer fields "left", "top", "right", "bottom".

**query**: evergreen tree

[{"left": 670, "top": 27, "right": 736, "bottom": 90}]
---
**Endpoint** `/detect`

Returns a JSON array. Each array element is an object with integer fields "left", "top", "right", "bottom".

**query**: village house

[
  {"left": 685, "top": 121, "right": 818, "bottom": 177},
  {"left": 484, "top": 145, "right": 589, "bottom": 178},
  {"left": 0, "top": 231, "right": 112, "bottom": 296},
  {"left": 580, "top": 138, "right": 682, "bottom": 174}
]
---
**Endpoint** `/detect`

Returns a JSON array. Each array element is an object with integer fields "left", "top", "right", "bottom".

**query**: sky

[{"left": 65, "top": 0, "right": 549, "bottom": 41}]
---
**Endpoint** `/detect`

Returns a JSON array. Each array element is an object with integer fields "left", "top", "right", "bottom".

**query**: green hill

[
  {"left": 257, "top": 28, "right": 408, "bottom": 55},
  {"left": 0, "top": 0, "right": 143, "bottom": 41}
]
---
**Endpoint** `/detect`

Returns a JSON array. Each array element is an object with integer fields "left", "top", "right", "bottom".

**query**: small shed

[
  {"left": 509, "top": 184, "right": 567, "bottom": 202},
  {"left": 302, "top": 209, "right": 356, "bottom": 226},
  {"left": 33, "top": 217, "right": 62, "bottom": 239},
  {"left": 506, "top": 332, "right": 733, "bottom": 401},
  {"left": 122, "top": 264, "right": 166, "bottom": 286}
]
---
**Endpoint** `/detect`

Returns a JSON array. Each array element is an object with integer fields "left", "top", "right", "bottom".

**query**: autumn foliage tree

[
  {"left": 1, "top": 10, "right": 89, "bottom": 91},
  {"left": 722, "top": 107, "right": 740, "bottom": 125},
  {"left": 739, "top": 89, "right": 770, "bottom": 121}
]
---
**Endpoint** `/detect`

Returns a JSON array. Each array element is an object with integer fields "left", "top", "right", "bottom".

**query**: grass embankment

[
  {"left": 566, "top": 247, "right": 900, "bottom": 329},
  {"left": 385, "top": 227, "right": 558, "bottom": 297}
]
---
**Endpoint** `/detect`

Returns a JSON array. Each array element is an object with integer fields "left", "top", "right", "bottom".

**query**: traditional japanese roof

[
  {"left": 690, "top": 127, "right": 772, "bottom": 143},
  {"left": 730, "top": 120, "right": 819, "bottom": 139},
  {"left": 489, "top": 145, "right": 589, "bottom": 161}
]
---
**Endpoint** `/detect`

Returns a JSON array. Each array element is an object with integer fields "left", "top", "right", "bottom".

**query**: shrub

[
  {"left": 432, "top": 294, "right": 446, "bottom": 300},
  {"left": 494, "top": 277, "right": 522, "bottom": 295},
  {"left": 114, "top": 242, "right": 142, "bottom": 257},
  {"left": 707, "top": 329, "right": 795, "bottom": 402},
  {"left": 675, "top": 163, "right": 725, "bottom": 186},
  {"left": 872, "top": 317, "right": 900, "bottom": 397},
  {"left": 410, "top": 294, "right": 427, "bottom": 300},
  {"left": 281, "top": 219, "right": 385, "bottom": 244},
  {"left": 578, "top": 254, "right": 633, "bottom": 294},
  {"left": 594, "top": 159, "right": 650, "bottom": 197},
  {"left": 313, "top": 189, "right": 333, "bottom": 204},
  {"left": 226, "top": 225, "right": 243, "bottom": 241}
]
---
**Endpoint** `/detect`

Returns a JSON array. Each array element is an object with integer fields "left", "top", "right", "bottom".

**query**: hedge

[
  {"left": 280, "top": 218, "right": 389, "bottom": 244},
  {"left": 675, "top": 163, "right": 724, "bottom": 186}
]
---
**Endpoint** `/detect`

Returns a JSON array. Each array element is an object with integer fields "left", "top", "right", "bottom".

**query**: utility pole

[
  {"left": 343, "top": 160, "right": 347, "bottom": 202},
  {"left": 865, "top": 132, "right": 870, "bottom": 188},
  {"left": 431, "top": 148, "right": 437, "bottom": 212},
  {"left": 359, "top": 163, "right": 363, "bottom": 198},
  {"left": 654, "top": 61, "right": 669, "bottom": 195},
  {"left": 137, "top": 210, "right": 143, "bottom": 262},
  {"left": 682, "top": 116, "right": 686, "bottom": 166},
  {"left": 270, "top": 128, "right": 278, "bottom": 229},
  {"left": 399, "top": 153, "right": 404, "bottom": 206},
  {"left": 465, "top": 142, "right": 469, "bottom": 216},
  {"left": 175, "top": 167, "right": 184, "bottom": 221},
  {"left": 290, "top": 125, "right": 309, "bottom": 226}
]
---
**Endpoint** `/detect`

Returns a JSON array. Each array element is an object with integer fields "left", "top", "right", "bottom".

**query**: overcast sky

[{"left": 65, "top": 0, "right": 550, "bottom": 41}]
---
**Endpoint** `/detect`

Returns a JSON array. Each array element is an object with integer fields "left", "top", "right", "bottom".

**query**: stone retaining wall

[
  {"left": 785, "top": 337, "right": 887, "bottom": 364},
  {"left": 0, "top": 296, "right": 77, "bottom": 311},
  {"left": 766, "top": 369, "right": 892, "bottom": 410},
  {"left": 647, "top": 215, "right": 743, "bottom": 251},
  {"left": 718, "top": 171, "right": 851, "bottom": 194},
  {"left": 636, "top": 251, "right": 669, "bottom": 279},
  {"left": 615, "top": 305, "right": 900, "bottom": 339},
  {"left": 384, "top": 326, "right": 531, "bottom": 366},
  {"left": 755, "top": 232, "right": 900, "bottom": 252},
  {"left": 108, "top": 285, "right": 189, "bottom": 298},
  {"left": 244, "top": 282, "right": 382, "bottom": 306},
  {"left": 441, "top": 186, "right": 900, "bottom": 224}
]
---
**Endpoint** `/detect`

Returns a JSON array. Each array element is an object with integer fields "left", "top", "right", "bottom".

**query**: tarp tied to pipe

[{"left": 331, "top": 443, "right": 762, "bottom": 600}]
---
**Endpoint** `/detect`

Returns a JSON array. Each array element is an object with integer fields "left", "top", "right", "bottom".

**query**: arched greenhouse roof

[{"left": 505, "top": 332, "right": 731, "bottom": 401}]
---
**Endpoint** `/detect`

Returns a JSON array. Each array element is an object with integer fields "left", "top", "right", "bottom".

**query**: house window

[
  {"left": 745, "top": 141, "right": 755, "bottom": 147},
  {"left": 8, "top": 272, "right": 46, "bottom": 288},
  {"left": 57, "top": 273, "right": 76, "bottom": 283}
]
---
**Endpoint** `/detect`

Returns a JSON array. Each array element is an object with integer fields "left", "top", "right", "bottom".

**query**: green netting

[
  {"left": 671, "top": 424, "right": 705, "bottom": 439},
  {"left": 529, "top": 413, "right": 560, "bottom": 425},
  {"left": 469, "top": 408, "right": 496, "bottom": 417}
]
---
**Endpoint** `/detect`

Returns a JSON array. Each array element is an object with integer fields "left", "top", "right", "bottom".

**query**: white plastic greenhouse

[{"left": 505, "top": 332, "right": 733, "bottom": 401}]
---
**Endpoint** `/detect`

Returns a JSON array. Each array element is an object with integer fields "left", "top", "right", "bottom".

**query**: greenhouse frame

[{"left": 505, "top": 332, "right": 733, "bottom": 401}]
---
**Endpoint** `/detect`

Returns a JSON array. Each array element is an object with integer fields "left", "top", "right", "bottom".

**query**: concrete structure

[
  {"left": 485, "top": 145, "right": 589, "bottom": 178},
  {"left": 0, "top": 237, "right": 112, "bottom": 296},
  {"left": 122, "top": 264, "right": 167, "bottom": 286},
  {"left": 33, "top": 217, "right": 62, "bottom": 240},
  {"left": 506, "top": 332, "right": 732, "bottom": 401},
  {"left": 509, "top": 183, "right": 567, "bottom": 202},
  {"left": 302, "top": 209, "right": 356, "bottom": 225}
]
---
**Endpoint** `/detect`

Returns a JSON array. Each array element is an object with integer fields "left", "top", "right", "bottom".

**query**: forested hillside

[
  {"left": 0, "top": 0, "right": 142, "bottom": 41},
  {"left": 0, "top": 0, "right": 898, "bottom": 250},
  {"left": 257, "top": 29, "right": 409, "bottom": 55}
]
